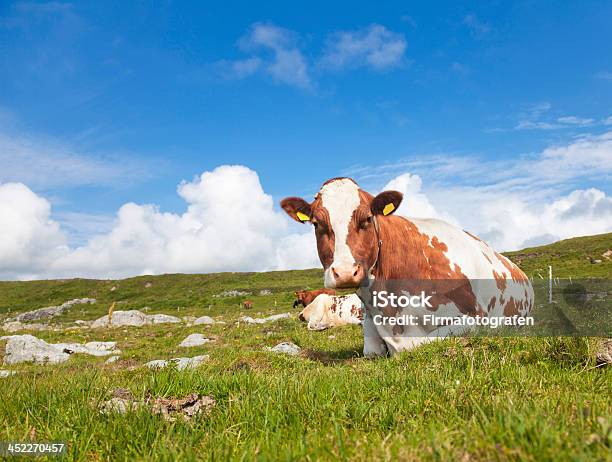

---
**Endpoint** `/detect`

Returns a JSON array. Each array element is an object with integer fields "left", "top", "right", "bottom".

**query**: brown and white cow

[
  {"left": 293, "top": 289, "right": 336, "bottom": 309},
  {"left": 281, "top": 177, "right": 534, "bottom": 356},
  {"left": 298, "top": 293, "right": 364, "bottom": 330}
]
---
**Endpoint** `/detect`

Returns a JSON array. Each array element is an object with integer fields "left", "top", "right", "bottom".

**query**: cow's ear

[
  {"left": 371, "top": 190, "right": 403, "bottom": 216},
  {"left": 280, "top": 197, "right": 312, "bottom": 223}
]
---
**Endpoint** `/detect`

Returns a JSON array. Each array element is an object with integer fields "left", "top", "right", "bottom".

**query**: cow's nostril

[
  {"left": 332, "top": 267, "right": 339, "bottom": 279},
  {"left": 353, "top": 265, "right": 361, "bottom": 277}
]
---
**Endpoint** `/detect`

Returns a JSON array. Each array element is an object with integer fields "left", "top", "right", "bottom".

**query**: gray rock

[
  {"left": 144, "top": 355, "right": 209, "bottom": 371},
  {"left": 2, "top": 321, "right": 48, "bottom": 333},
  {"left": 214, "top": 290, "right": 251, "bottom": 297},
  {"left": 179, "top": 334, "right": 211, "bottom": 348},
  {"left": 240, "top": 313, "right": 291, "bottom": 325},
  {"left": 105, "top": 355, "right": 120, "bottom": 364},
  {"left": 1, "top": 334, "right": 120, "bottom": 365},
  {"left": 148, "top": 314, "right": 181, "bottom": 324},
  {"left": 99, "top": 397, "right": 141, "bottom": 414},
  {"left": 595, "top": 339, "right": 612, "bottom": 367},
  {"left": 259, "top": 289, "right": 272, "bottom": 296},
  {"left": 54, "top": 341, "right": 119, "bottom": 357},
  {"left": 144, "top": 359, "right": 169, "bottom": 369},
  {"left": 92, "top": 310, "right": 148, "bottom": 328},
  {"left": 0, "top": 370, "right": 16, "bottom": 378},
  {"left": 12, "top": 298, "right": 96, "bottom": 322},
  {"left": 91, "top": 310, "right": 183, "bottom": 329},
  {"left": 266, "top": 342, "right": 301, "bottom": 356},
  {"left": 193, "top": 315, "right": 216, "bottom": 325}
]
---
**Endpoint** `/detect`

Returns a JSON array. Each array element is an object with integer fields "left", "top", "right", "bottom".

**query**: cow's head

[
  {"left": 298, "top": 297, "right": 330, "bottom": 331},
  {"left": 281, "top": 178, "right": 402, "bottom": 288}
]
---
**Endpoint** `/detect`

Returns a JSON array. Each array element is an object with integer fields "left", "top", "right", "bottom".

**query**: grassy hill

[
  {"left": 0, "top": 234, "right": 610, "bottom": 461},
  {"left": 505, "top": 232, "right": 612, "bottom": 278}
]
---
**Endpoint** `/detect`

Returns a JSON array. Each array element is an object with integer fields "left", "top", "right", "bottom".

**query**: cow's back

[{"left": 390, "top": 216, "right": 534, "bottom": 317}]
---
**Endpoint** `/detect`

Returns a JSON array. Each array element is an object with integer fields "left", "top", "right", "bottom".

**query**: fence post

[{"left": 548, "top": 265, "right": 552, "bottom": 303}]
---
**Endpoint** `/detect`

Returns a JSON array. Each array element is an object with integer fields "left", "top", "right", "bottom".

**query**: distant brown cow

[
  {"left": 293, "top": 289, "right": 336, "bottom": 309},
  {"left": 242, "top": 300, "right": 253, "bottom": 309}
]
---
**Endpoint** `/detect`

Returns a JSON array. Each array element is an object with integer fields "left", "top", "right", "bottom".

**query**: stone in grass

[
  {"left": 240, "top": 313, "right": 291, "bottom": 325},
  {"left": 91, "top": 310, "right": 148, "bottom": 328},
  {"left": 2, "top": 321, "right": 49, "bottom": 333},
  {"left": 151, "top": 393, "right": 216, "bottom": 422},
  {"left": 91, "top": 310, "right": 181, "bottom": 328},
  {"left": 0, "top": 370, "right": 16, "bottom": 378},
  {"left": 1, "top": 334, "right": 120, "bottom": 365},
  {"left": 98, "top": 388, "right": 215, "bottom": 421},
  {"left": 99, "top": 388, "right": 141, "bottom": 414},
  {"left": 595, "top": 339, "right": 612, "bottom": 367},
  {"left": 105, "top": 355, "right": 120, "bottom": 364},
  {"left": 193, "top": 315, "right": 216, "bottom": 325},
  {"left": 266, "top": 342, "right": 301, "bottom": 356},
  {"left": 147, "top": 314, "right": 181, "bottom": 324},
  {"left": 179, "top": 334, "right": 212, "bottom": 348},
  {"left": 144, "top": 355, "right": 209, "bottom": 371},
  {"left": 12, "top": 298, "right": 96, "bottom": 323}
]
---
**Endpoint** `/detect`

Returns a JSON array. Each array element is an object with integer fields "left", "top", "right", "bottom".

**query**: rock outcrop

[
  {"left": 2, "top": 334, "right": 119, "bottom": 365},
  {"left": 91, "top": 310, "right": 181, "bottom": 328}
]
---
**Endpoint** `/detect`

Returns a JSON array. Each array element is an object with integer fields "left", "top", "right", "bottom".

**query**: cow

[
  {"left": 281, "top": 177, "right": 534, "bottom": 356},
  {"left": 298, "top": 293, "right": 364, "bottom": 331},
  {"left": 293, "top": 289, "right": 336, "bottom": 309},
  {"left": 242, "top": 300, "right": 253, "bottom": 310}
]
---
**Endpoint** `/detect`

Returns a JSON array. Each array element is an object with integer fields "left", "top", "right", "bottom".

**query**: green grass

[{"left": 0, "top": 235, "right": 611, "bottom": 461}]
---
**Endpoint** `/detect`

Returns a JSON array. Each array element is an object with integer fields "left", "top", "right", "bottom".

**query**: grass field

[{"left": 0, "top": 235, "right": 610, "bottom": 461}]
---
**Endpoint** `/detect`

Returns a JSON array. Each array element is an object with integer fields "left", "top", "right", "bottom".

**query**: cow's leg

[{"left": 362, "top": 312, "right": 388, "bottom": 357}]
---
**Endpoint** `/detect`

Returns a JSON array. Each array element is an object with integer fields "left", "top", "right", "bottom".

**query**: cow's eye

[{"left": 360, "top": 216, "right": 373, "bottom": 229}]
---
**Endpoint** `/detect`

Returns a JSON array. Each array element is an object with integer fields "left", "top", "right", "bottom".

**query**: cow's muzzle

[{"left": 329, "top": 263, "right": 365, "bottom": 289}]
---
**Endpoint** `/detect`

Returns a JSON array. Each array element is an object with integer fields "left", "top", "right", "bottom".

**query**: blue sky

[{"left": 1, "top": 1, "right": 611, "bottom": 279}]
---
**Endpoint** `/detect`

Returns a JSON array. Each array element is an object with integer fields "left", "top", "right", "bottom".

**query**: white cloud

[
  {"left": 2, "top": 133, "right": 611, "bottom": 279},
  {"left": 514, "top": 120, "right": 561, "bottom": 130},
  {"left": 463, "top": 14, "right": 490, "bottom": 38},
  {"left": 0, "top": 182, "right": 68, "bottom": 279},
  {"left": 443, "top": 187, "right": 612, "bottom": 251},
  {"left": 382, "top": 173, "right": 445, "bottom": 220},
  {"left": 531, "top": 131, "right": 612, "bottom": 183},
  {"left": 557, "top": 116, "right": 595, "bottom": 126},
  {"left": 219, "top": 57, "right": 262, "bottom": 79},
  {"left": 0, "top": 130, "right": 149, "bottom": 189},
  {"left": 222, "top": 23, "right": 312, "bottom": 89},
  {"left": 0, "top": 165, "right": 319, "bottom": 280},
  {"left": 321, "top": 24, "right": 407, "bottom": 71},
  {"left": 513, "top": 103, "right": 602, "bottom": 131},
  {"left": 353, "top": 132, "right": 612, "bottom": 251},
  {"left": 603, "top": 116, "right": 612, "bottom": 125},
  {"left": 219, "top": 23, "right": 408, "bottom": 88}
]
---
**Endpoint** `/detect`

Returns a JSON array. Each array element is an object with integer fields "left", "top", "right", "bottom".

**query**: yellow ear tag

[
  {"left": 382, "top": 203, "right": 395, "bottom": 216},
  {"left": 296, "top": 211, "right": 310, "bottom": 222}
]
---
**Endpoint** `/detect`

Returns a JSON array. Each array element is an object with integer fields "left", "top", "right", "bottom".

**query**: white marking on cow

[{"left": 320, "top": 179, "right": 361, "bottom": 287}]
